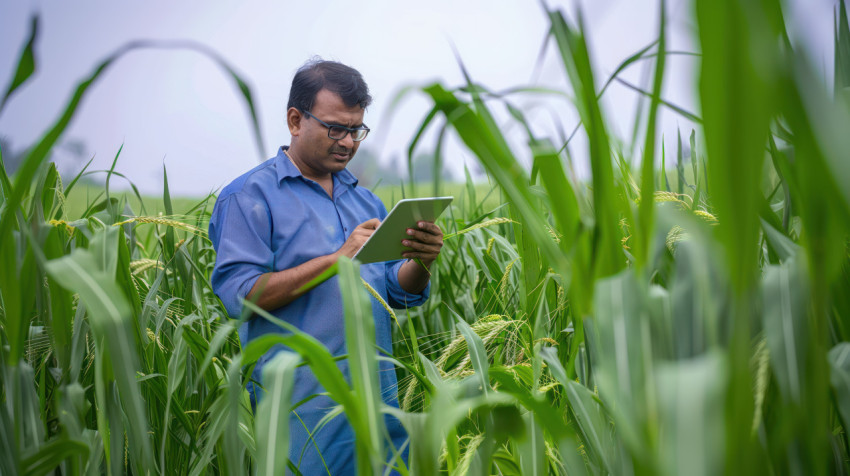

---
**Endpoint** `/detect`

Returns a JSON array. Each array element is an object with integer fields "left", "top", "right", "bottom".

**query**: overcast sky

[{"left": 0, "top": 0, "right": 838, "bottom": 196}]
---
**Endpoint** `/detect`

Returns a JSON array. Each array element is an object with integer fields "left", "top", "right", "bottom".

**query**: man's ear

[{"left": 287, "top": 107, "right": 302, "bottom": 136}]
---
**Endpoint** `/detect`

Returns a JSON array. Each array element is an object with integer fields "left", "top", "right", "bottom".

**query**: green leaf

[
  {"left": 695, "top": 1, "right": 780, "bottom": 469},
  {"left": 827, "top": 343, "right": 850, "bottom": 430},
  {"left": 587, "top": 269, "right": 652, "bottom": 463},
  {"left": 239, "top": 301, "right": 367, "bottom": 456},
  {"left": 43, "top": 226, "right": 75, "bottom": 375},
  {"left": 256, "top": 351, "right": 300, "bottom": 476},
  {"left": 532, "top": 138, "right": 581, "bottom": 248},
  {"left": 0, "top": 15, "right": 38, "bottom": 114},
  {"left": 760, "top": 218, "right": 798, "bottom": 263},
  {"left": 762, "top": 256, "right": 809, "bottom": 403},
  {"left": 565, "top": 380, "right": 614, "bottom": 473},
  {"left": 0, "top": 396, "right": 19, "bottom": 475},
  {"left": 540, "top": 347, "right": 614, "bottom": 473},
  {"left": 834, "top": 0, "right": 850, "bottom": 95},
  {"left": 338, "top": 256, "right": 385, "bottom": 474},
  {"left": 45, "top": 239, "right": 153, "bottom": 474},
  {"left": 7, "top": 362, "right": 45, "bottom": 454},
  {"left": 689, "top": 130, "right": 702, "bottom": 211},
  {"left": 21, "top": 436, "right": 89, "bottom": 476},
  {"left": 223, "top": 355, "right": 247, "bottom": 476},
  {"left": 696, "top": 0, "right": 775, "bottom": 294},
  {"left": 637, "top": 2, "right": 667, "bottom": 269},
  {"left": 547, "top": 8, "right": 625, "bottom": 280},
  {"left": 295, "top": 261, "right": 338, "bottom": 294},
  {"left": 517, "top": 413, "right": 545, "bottom": 476},
  {"left": 0, "top": 234, "right": 34, "bottom": 366},
  {"left": 450, "top": 308, "right": 490, "bottom": 395},
  {"left": 422, "top": 83, "right": 568, "bottom": 284},
  {"left": 655, "top": 352, "right": 727, "bottom": 476}
]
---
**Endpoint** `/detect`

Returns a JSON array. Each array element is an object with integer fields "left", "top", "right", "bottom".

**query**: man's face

[{"left": 289, "top": 88, "right": 365, "bottom": 178}]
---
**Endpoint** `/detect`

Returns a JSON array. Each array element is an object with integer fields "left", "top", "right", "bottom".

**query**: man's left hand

[{"left": 401, "top": 221, "right": 443, "bottom": 265}]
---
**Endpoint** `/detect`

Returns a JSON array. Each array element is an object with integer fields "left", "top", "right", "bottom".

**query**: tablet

[{"left": 354, "top": 197, "right": 454, "bottom": 264}]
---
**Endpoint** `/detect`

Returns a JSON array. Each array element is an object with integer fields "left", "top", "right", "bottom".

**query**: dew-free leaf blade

[{"left": 256, "top": 351, "right": 301, "bottom": 476}]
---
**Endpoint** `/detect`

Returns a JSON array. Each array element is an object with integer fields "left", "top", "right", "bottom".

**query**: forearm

[
  {"left": 246, "top": 218, "right": 382, "bottom": 312},
  {"left": 247, "top": 252, "right": 339, "bottom": 311},
  {"left": 397, "top": 258, "right": 433, "bottom": 294}
]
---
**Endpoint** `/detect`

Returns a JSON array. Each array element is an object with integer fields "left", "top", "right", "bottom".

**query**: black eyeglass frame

[{"left": 301, "top": 110, "right": 370, "bottom": 142}]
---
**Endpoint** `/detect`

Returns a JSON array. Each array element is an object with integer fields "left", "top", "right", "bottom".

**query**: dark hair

[{"left": 287, "top": 58, "right": 372, "bottom": 112}]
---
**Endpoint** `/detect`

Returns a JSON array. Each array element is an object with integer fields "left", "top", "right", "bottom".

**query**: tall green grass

[{"left": 2, "top": 1, "right": 850, "bottom": 474}]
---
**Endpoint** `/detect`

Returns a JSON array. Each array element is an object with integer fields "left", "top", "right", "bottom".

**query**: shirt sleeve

[
  {"left": 209, "top": 193, "right": 273, "bottom": 318},
  {"left": 384, "top": 259, "right": 430, "bottom": 309}
]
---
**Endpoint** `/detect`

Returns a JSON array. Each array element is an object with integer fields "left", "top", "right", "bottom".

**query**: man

[{"left": 209, "top": 59, "right": 442, "bottom": 474}]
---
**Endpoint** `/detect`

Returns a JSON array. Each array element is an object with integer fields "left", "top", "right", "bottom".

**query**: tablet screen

[{"left": 354, "top": 197, "right": 453, "bottom": 264}]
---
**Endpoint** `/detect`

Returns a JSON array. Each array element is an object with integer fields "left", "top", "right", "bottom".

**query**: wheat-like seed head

[
  {"left": 693, "top": 209, "right": 718, "bottom": 223},
  {"left": 52, "top": 174, "right": 67, "bottom": 218},
  {"left": 130, "top": 259, "right": 163, "bottom": 275},
  {"left": 435, "top": 317, "right": 525, "bottom": 379},
  {"left": 360, "top": 278, "right": 398, "bottom": 327},
  {"left": 48, "top": 219, "right": 76, "bottom": 235},
  {"left": 451, "top": 433, "right": 485, "bottom": 474},
  {"left": 665, "top": 225, "right": 686, "bottom": 253},
  {"left": 443, "top": 217, "right": 516, "bottom": 240},
  {"left": 485, "top": 237, "right": 495, "bottom": 257},
  {"left": 113, "top": 215, "right": 208, "bottom": 239},
  {"left": 146, "top": 328, "right": 165, "bottom": 351},
  {"left": 498, "top": 258, "right": 520, "bottom": 307},
  {"left": 556, "top": 284, "right": 567, "bottom": 310},
  {"left": 751, "top": 337, "right": 770, "bottom": 435},
  {"left": 654, "top": 190, "right": 692, "bottom": 207},
  {"left": 535, "top": 337, "right": 559, "bottom": 346},
  {"left": 546, "top": 441, "right": 567, "bottom": 474}
]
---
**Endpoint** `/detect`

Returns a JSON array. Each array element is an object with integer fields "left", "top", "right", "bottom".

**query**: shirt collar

[{"left": 275, "top": 146, "right": 359, "bottom": 188}]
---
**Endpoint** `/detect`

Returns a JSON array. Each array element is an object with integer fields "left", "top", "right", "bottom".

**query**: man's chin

[{"left": 326, "top": 160, "right": 350, "bottom": 173}]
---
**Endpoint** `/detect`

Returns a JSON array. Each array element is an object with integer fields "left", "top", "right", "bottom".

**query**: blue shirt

[{"left": 209, "top": 146, "right": 428, "bottom": 474}]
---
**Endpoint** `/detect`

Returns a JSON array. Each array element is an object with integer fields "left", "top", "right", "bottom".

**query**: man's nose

[{"left": 338, "top": 132, "right": 355, "bottom": 149}]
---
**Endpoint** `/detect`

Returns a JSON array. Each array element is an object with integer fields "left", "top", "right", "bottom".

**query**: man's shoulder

[{"left": 218, "top": 156, "right": 279, "bottom": 202}]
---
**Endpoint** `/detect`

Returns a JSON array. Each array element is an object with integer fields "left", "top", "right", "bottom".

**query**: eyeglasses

[{"left": 301, "top": 110, "right": 370, "bottom": 141}]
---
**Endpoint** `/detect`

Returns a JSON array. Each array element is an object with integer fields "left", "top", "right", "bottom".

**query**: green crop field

[{"left": 2, "top": 1, "right": 850, "bottom": 475}]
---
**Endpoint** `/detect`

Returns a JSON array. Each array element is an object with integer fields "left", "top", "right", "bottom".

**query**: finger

[
  {"left": 405, "top": 228, "right": 444, "bottom": 244},
  {"left": 401, "top": 239, "right": 442, "bottom": 254},
  {"left": 360, "top": 218, "right": 381, "bottom": 229},
  {"left": 353, "top": 229, "right": 375, "bottom": 240},
  {"left": 414, "top": 221, "right": 442, "bottom": 236},
  {"left": 402, "top": 251, "right": 440, "bottom": 260}
]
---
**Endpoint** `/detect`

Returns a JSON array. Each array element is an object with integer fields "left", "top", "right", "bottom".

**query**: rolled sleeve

[
  {"left": 384, "top": 259, "right": 430, "bottom": 309},
  {"left": 210, "top": 193, "right": 273, "bottom": 318}
]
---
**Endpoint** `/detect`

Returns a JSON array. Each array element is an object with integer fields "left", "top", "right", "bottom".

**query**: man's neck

[{"left": 284, "top": 147, "right": 333, "bottom": 197}]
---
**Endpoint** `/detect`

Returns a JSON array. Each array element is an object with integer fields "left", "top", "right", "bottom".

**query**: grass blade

[
  {"left": 636, "top": 0, "right": 667, "bottom": 268},
  {"left": 547, "top": 8, "right": 624, "bottom": 280},
  {"left": 0, "top": 15, "right": 38, "bottom": 114},
  {"left": 256, "top": 352, "right": 301, "bottom": 476},
  {"left": 20, "top": 436, "right": 89, "bottom": 476},
  {"left": 338, "top": 256, "right": 385, "bottom": 474}
]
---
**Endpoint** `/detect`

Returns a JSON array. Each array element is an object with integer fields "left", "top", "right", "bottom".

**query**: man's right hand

[{"left": 335, "top": 218, "right": 380, "bottom": 259}]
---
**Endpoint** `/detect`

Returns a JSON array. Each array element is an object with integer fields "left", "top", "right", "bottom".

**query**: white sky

[{"left": 0, "top": 0, "right": 838, "bottom": 196}]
